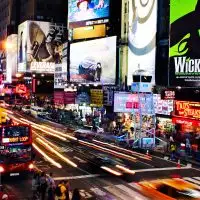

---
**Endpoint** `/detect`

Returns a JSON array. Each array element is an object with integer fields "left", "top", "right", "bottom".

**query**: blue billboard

[{"left": 68, "top": 0, "right": 110, "bottom": 28}]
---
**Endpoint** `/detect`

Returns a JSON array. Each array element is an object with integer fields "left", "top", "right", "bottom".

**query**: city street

[{"left": 2, "top": 109, "right": 200, "bottom": 199}]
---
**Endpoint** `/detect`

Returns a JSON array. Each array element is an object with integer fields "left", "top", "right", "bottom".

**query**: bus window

[
  {"left": 3, "top": 126, "right": 29, "bottom": 138},
  {"left": 0, "top": 146, "right": 32, "bottom": 164}
]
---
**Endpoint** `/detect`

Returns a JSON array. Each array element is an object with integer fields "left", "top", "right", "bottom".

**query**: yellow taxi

[{"left": 138, "top": 178, "right": 200, "bottom": 200}]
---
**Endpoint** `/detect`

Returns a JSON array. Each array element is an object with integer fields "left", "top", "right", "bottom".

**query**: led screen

[
  {"left": 169, "top": 0, "right": 200, "bottom": 86},
  {"left": 18, "top": 20, "right": 67, "bottom": 73},
  {"left": 6, "top": 34, "right": 17, "bottom": 83},
  {"left": 70, "top": 36, "right": 116, "bottom": 85},
  {"left": 114, "top": 92, "right": 154, "bottom": 115},
  {"left": 128, "top": 0, "right": 157, "bottom": 85},
  {"left": 68, "top": 0, "right": 110, "bottom": 28}
]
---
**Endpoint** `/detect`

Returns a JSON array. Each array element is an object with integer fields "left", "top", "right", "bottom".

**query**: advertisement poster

[
  {"left": 169, "top": 0, "right": 200, "bottom": 87},
  {"left": 70, "top": 36, "right": 116, "bottom": 84},
  {"left": 54, "top": 91, "right": 65, "bottom": 105},
  {"left": 6, "top": 34, "right": 17, "bottom": 83},
  {"left": 18, "top": 20, "right": 67, "bottom": 73},
  {"left": 174, "top": 101, "right": 200, "bottom": 120},
  {"left": 128, "top": 0, "right": 157, "bottom": 85},
  {"left": 68, "top": 0, "right": 110, "bottom": 28},
  {"left": 114, "top": 92, "right": 154, "bottom": 115},
  {"left": 90, "top": 89, "right": 103, "bottom": 107},
  {"left": 18, "top": 22, "right": 28, "bottom": 72},
  {"left": 153, "top": 94, "right": 174, "bottom": 116}
]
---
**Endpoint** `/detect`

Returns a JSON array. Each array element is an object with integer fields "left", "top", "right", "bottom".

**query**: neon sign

[
  {"left": 2, "top": 136, "right": 29, "bottom": 143},
  {"left": 175, "top": 101, "right": 200, "bottom": 119}
]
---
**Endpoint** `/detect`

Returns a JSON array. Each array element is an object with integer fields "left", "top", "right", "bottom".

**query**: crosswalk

[
  {"left": 77, "top": 183, "right": 150, "bottom": 200},
  {"left": 77, "top": 177, "right": 200, "bottom": 199},
  {"left": 183, "top": 176, "right": 200, "bottom": 186}
]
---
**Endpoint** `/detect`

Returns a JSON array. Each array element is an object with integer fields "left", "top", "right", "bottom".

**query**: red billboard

[{"left": 174, "top": 101, "right": 200, "bottom": 120}]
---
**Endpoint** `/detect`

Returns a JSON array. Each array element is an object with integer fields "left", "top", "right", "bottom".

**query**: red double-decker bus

[{"left": 0, "top": 124, "right": 34, "bottom": 176}]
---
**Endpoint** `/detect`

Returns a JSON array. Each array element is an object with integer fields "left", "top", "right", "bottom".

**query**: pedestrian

[
  {"left": 40, "top": 172, "right": 48, "bottom": 200},
  {"left": 186, "top": 137, "right": 191, "bottom": 156},
  {"left": 55, "top": 181, "right": 66, "bottom": 200},
  {"left": 170, "top": 142, "right": 176, "bottom": 160},
  {"left": 72, "top": 188, "right": 81, "bottom": 200},
  {"left": 32, "top": 173, "right": 40, "bottom": 199},
  {"left": 0, "top": 186, "right": 9, "bottom": 200},
  {"left": 47, "top": 173, "right": 56, "bottom": 200},
  {"left": 64, "top": 180, "right": 70, "bottom": 200}
]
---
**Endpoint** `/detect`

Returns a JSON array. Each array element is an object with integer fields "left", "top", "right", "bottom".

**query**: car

[
  {"left": 139, "top": 178, "right": 200, "bottom": 199},
  {"left": 22, "top": 105, "right": 31, "bottom": 114}
]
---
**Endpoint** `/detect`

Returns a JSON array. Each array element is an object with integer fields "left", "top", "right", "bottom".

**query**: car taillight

[
  {"left": 0, "top": 166, "right": 5, "bottom": 173},
  {"left": 29, "top": 163, "right": 34, "bottom": 170}
]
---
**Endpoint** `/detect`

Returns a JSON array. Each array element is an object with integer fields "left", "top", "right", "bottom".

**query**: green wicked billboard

[{"left": 170, "top": 0, "right": 200, "bottom": 87}]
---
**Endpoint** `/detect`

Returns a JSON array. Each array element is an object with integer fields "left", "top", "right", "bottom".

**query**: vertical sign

[{"left": 169, "top": 0, "right": 200, "bottom": 86}]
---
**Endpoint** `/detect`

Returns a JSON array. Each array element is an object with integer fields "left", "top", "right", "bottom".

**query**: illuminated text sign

[{"left": 175, "top": 101, "right": 200, "bottom": 119}]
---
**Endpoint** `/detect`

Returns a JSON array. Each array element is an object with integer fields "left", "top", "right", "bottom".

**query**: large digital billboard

[
  {"left": 114, "top": 92, "right": 154, "bottom": 115},
  {"left": 70, "top": 36, "right": 116, "bottom": 84},
  {"left": 18, "top": 22, "right": 28, "bottom": 72},
  {"left": 68, "top": 0, "right": 110, "bottom": 28},
  {"left": 169, "top": 0, "right": 200, "bottom": 87},
  {"left": 6, "top": 34, "right": 18, "bottom": 83},
  {"left": 128, "top": 0, "right": 157, "bottom": 85},
  {"left": 18, "top": 21, "right": 67, "bottom": 73}
]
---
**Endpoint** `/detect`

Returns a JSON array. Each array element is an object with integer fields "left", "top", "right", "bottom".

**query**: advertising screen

[
  {"left": 70, "top": 36, "right": 116, "bottom": 84},
  {"left": 6, "top": 34, "right": 17, "bottom": 83},
  {"left": 153, "top": 94, "right": 174, "bottom": 116},
  {"left": 128, "top": 0, "right": 157, "bottom": 85},
  {"left": 18, "top": 22, "right": 28, "bottom": 72},
  {"left": 114, "top": 92, "right": 154, "bottom": 115},
  {"left": 68, "top": 0, "right": 110, "bottom": 28},
  {"left": 18, "top": 21, "right": 67, "bottom": 73},
  {"left": 169, "top": 0, "right": 200, "bottom": 87}
]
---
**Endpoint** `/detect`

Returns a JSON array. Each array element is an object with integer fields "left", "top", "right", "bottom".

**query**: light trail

[
  {"left": 79, "top": 140, "right": 137, "bottom": 162},
  {"left": 32, "top": 143, "right": 62, "bottom": 168},
  {"left": 32, "top": 125, "right": 67, "bottom": 141},
  {"left": 33, "top": 130, "right": 61, "bottom": 151},
  {"left": 40, "top": 125, "right": 77, "bottom": 141},
  {"left": 20, "top": 118, "right": 77, "bottom": 141},
  {"left": 116, "top": 165, "right": 135, "bottom": 174},
  {"left": 36, "top": 137, "right": 77, "bottom": 168},
  {"left": 100, "top": 166, "right": 122, "bottom": 176},
  {"left": 93, "top": 139, "right": 152, "bottom": 160}
]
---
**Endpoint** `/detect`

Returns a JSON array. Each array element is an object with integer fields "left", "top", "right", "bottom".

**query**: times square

[{"left": 0, "top": 0, "right": 200, "bottom": 199}]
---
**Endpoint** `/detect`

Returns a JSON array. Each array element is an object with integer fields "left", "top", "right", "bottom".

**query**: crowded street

[{"left": 0, "top": 108, "right": 199, "bottom": 199}]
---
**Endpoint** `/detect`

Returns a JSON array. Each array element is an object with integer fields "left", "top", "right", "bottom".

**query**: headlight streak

[
  {"left": 100, "top": 166, "right": 122, "bottom": 176},
  {"left": 36, "top": 137, "right": 77, "bottom": 168},
  {"left": 79, "top": 140, "right": 137, "bottom": 162},
  {"left": 32, "top": 143, "right": 62, "bottom": 168},
  {"left": 93, "top": 139, "right": 152, "bottom": 160},
  {"left": 116, "top": 165, "right": 135, "bottom": 174}
]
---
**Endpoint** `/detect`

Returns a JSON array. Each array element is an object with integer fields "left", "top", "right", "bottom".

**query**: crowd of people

[{"left": 32, "top": 171, "right": 81, "bottom": 200}]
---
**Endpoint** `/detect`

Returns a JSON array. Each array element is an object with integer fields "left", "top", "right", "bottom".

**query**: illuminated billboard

[
  {"left": 6, "top": 34, "right": 18, "bottom": 83},
  {"left": 128, "top": 0, "right": 157, "bottom": 85},
  {"left": 114, "top": 92, "right": 154, "bottom": 115},
  {"left": 18, "top": 22, "right": 28, "bottom": 72},
  {"left": 70, "top": 36, "right": 116, "bottom": 84},
  {"left": 169, "top": 0, "right": 200, "bottom": 87},
  {"left": 18, "top": 20, "right": 67, "bottom": 73},
  {"left": 68, "top": 0, "right": 110, "bottom": 28}
]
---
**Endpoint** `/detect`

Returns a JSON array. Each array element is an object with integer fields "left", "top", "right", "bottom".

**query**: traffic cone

[{"left": 177, "top": 159, "right": 181, "bottom": 168}]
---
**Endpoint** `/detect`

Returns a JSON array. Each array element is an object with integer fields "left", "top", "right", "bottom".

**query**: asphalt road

[{"left": 2, "top": 110, "right": 200, "bottom": 199}]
